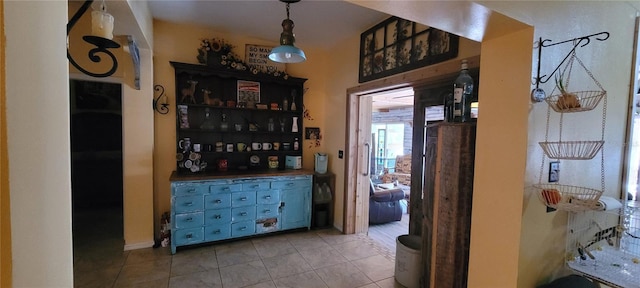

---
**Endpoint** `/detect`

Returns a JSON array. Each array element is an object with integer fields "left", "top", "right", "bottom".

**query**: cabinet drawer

[
  {"left": 205, "top": 193, "right": 232, "bottom": 210},
  {"left": 204, "top": 225, "right": 231, "bottom": 242},
  {"left": 174, "top": 212, "right": 204, "bottom": 229},
  {"left": 231, "top": 206, "right": 256, "bottom": 222},
  {"left": 231, "top": 221, "right": 256, "bottom": 237},
  {"left": 242, "top": 182, "right": 270, "bottom": 191},
  {"left": 174, "top": 184, "right": 207, "bottom": 197},
  {"left": 209, "top": 184, "right": 242, "bottom": 194},
  {"left": 173, "top": 195, "right": 204, "bottom": 213},
  {"left": 174, "top": 227, "right": 204, "bottom": 246},
  {"left": 256, "top": 204, "right": 279, "bottom": 219},
  {"left": 204, "top": 208, "right": 231, "bottom": 226},
  {"left": 271, "top": 179, "right": 311, "bottom": 190},
  {"left": 231, "top": 191, "right": 256, "bottom": 207},
  {"left": 257, "top": 190, "right": 280, "bottom": 204}
]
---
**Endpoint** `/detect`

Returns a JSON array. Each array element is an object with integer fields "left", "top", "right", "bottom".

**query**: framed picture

[
  {"left": 237, "top": 80, "right": 260, "bottom": 104},
  {"left": 305, "top": 127, "right": 320, "bottom": 140},
  {"left": 359, "top": 16, "right": 459, "bottom": 83}
]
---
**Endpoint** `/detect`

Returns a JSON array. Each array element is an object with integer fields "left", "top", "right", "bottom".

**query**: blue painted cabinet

[{"left": 170, "top": 173, "right": 311, "bottom": 254}]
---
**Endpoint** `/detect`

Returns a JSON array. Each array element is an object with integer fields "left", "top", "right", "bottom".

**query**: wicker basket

[
  {"left": 534, "top": 184, "right": 602, "bottom": 212},
  {"left": 544, "top": 90, "right": 606, "bottom": 113},
  {"left": 539, "top": 141, "right": 604, "bottom": 160}
]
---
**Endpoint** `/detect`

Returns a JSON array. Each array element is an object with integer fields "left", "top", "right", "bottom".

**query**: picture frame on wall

[
  {"left": 237, "top": 80, "right": 261, "bottom": 106},
  {"left": 359, "top": 16, "right": 459, "bottom": 83}
]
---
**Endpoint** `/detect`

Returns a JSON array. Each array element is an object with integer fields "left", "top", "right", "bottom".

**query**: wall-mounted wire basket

[
  {"left": 544, "top": 90, "right": 606, "bottom": 113},
  {"left": 539, "top": 140, "right": 604, "bottom": 160},
  {"left": 534, "top": 183, "right": 603, "bottom": 212}
]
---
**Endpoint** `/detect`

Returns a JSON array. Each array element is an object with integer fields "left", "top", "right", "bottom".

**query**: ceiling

[{"left": 147, "top": 0, "right": 390, "bottom": 50}]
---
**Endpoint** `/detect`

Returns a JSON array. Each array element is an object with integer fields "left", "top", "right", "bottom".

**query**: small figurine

[{"left": 180, "top": 79, "right": 198, "bottom": 103}]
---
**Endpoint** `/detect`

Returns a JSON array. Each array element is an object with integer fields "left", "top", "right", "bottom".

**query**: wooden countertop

[{"left": 170, "top": 169, "right": 314, "bottom": 182}]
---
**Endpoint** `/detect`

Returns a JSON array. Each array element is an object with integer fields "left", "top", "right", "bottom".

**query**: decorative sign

[{"left": 245, "top": 44, "right": 286, "bottom": 74}]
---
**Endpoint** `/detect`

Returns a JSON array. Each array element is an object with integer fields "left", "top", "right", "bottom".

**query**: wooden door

[{"left": 421, "top": 122, "right": 476, "bottom": 288}]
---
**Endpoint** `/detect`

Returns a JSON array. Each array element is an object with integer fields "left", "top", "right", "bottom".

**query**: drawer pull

[
  {"left": 240, "top": 212, "right": 248, "bottom": 216},
  {"left": 287, "top": 183, "right": 295, "bottom": 186},
  {"left": 184, "top": 202, "right": 193, "bottom": 206},
  {"left": 239, "top": 226, "right": 247, "bottom": 231},
  {"left": 240, "top": 197, "right": 248, "bottom": 201},
  {"left": 187, "top": 189, "right": 196, "bottom": 193},
  {"left": 265, "top": 195, "right": 271, "bottom": 199},
  {"left": 214, "top": 199, "right": 222, "bottom": 204},
  {"left": 251, "top": 185, "right": 259, "bottom": 188},
  {"left": 186, "top": 217, "right": 193, "bottom": 222},
  {"left": 264, "top": 209, "right": 271, "bottom": 213},
  {"left": 186, "top": 233, "right": 193, "bottom": 239},
  {"left": 213, "top": 229, "right": 221, "bottom": 234},
  {"left": 222, "top": 187, "right": 230, "bottom": 191},
  {"left": 214, "top": 214, "right": 222, "bottom": 219}
]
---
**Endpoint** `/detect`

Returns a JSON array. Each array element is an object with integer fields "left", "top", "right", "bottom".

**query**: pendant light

[{"left": 269, "top": 0, "right": 306, "bottom": 63}]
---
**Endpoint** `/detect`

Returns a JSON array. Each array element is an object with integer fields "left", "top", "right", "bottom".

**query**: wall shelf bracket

[{"left": 531, "top": 31, "right": 609, "bottom": 102}]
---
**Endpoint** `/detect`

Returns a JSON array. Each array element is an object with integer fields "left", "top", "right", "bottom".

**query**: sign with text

[{"left": 245, "top": 44, "right": 286, "bottom": 74}]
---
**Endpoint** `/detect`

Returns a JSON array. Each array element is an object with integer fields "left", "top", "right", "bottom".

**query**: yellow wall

[
  {"left": 0, "top": 0, "right": 12, "bottom": 286},
  {"left": 152, "top": 19, "right": 331, "bottom": 231},
  {"left": 68, "top": 1, "right": 156, "bottom": 249},
  {"left": 151, "top": 18, "right": 481, "bottom": 231}
]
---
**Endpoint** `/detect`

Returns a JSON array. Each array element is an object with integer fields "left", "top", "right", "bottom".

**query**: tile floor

[{"left": 73, "top": 210, "right": 404, "bottom": 288}]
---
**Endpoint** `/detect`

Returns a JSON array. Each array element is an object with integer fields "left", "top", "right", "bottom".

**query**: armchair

[{"left": 369, "top": 180, "right": 404, "bottom": 224}]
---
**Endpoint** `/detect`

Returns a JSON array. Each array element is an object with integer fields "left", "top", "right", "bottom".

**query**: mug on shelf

[
  {"left": 235, "top": 124, "right": 243, "bottom": 131},
  {"left": 252, "top": 142, "right": 262, "bottom": 151},
  {"left": 178, "top": 137, "right": 192, "bottom": 152},
  {"left": 215, "top": 142, "right": 224, "bottom": 152},
  {"left": 237, "top": 142, "right": 247, "bottom": 152},
  {"left": 226, "top": 143, "right": 234, "bottom": 152},
  {"left": 262, "top": 142, "right": 273, "bottom": 151},
  {"left": 193, "top": 143, "right": 201, "bottom": 153},
  {"left": 282, "top": 142, "right": 291, "bottom": 151},
  {"left": 273, "top": 142, "right": 281, "bottom": 151}
]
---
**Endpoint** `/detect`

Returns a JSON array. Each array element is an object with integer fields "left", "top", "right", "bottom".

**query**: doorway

[
  {"left": 69, "top": 79, "right": 124, "bottom": 267},
  {"left": 344, "top": 56, "right": 480, "bottom": 237},
  {"left": 367, "top": 89, "right": 414, "bottom": 251}
]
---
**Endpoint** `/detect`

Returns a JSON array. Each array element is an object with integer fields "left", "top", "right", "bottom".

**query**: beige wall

[
  {"left": 5, "top": 1, "right": 74, "bottom": 286},
  {"left": 348, "top": 1, "right": 638, "bottom": 287},
  {"left": 0, "top": 0, "right": 11, "bottom": 286},
  {"left": 479, "top": 2, "right": 639, "bottom": 286}
]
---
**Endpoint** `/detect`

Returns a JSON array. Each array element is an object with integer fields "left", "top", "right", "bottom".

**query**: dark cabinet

[
  {"left": 312, "top": 172, "right": 335, "bottom": 228},
  {"left": 421, "top": 122, "right": 476, "bottom": 288},
  {"left": 171, "top": 62, "right": 307, "bottom": 174}
]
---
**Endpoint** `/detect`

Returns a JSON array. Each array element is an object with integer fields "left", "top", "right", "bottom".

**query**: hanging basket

[
  {"left": 539, "top": 140, "right": 604, "bottom": 160},
  {"left": 544, "top": 90, "right": 606, "bottom": 113},
  {"left": 534, "top": 184, "right": 603, "bottom": 212}
]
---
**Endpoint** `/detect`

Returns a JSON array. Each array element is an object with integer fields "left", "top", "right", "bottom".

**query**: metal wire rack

[
  {"left": 539, "top": 140, "right": 604, "bottom": 160},
  {"left": 566, "top": 207, "right": 640, "bottom": 288},
  {"left": 544, "top": 90, "right": 606, "bottom": 113},
  {"left": 534, "top": 184, "right": 602, "bottom": 212}
]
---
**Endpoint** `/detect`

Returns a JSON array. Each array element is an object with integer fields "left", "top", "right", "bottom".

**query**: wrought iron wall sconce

[
  {"left": 153, "top": 85, "right": 170, "bottom": 114},
  {"left": 531, "top": 31, "right": 609, "bottom": 102},
  {"left": 67, "top": 0, "right": 121, "bottom": 78}
]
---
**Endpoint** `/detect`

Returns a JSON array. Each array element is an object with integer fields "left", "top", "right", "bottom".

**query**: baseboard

[{"left": 124, "top": 240, "right": 155, "bottom": 251}]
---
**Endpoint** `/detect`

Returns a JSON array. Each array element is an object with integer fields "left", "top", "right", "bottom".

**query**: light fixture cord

[{"left": 286, "top": 3, "right": 290, "bottom": 19}]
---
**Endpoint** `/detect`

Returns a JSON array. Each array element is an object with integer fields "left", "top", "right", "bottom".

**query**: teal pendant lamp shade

[
  {"left": 269, "top": 44, "right": 306, "bottom": 63},
  {"left": 269, "top": 1, "right": 306, "bottom": 63}
]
